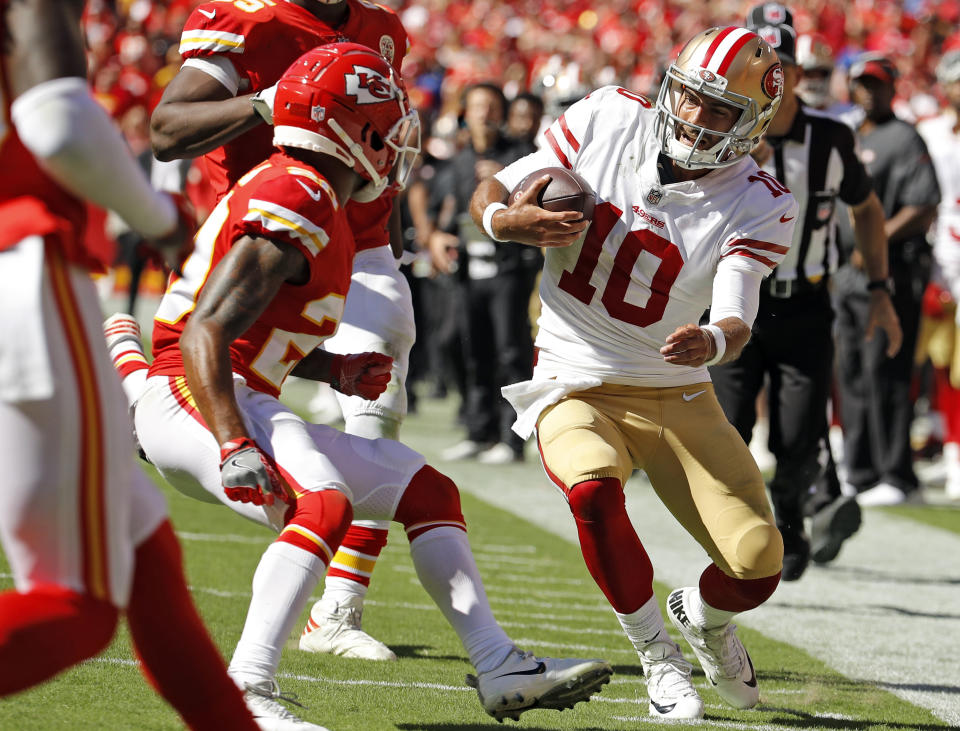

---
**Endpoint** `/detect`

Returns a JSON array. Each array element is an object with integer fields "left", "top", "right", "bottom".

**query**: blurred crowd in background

[{"left": 86, "top": 0, "right": 960, "bottom": 163}]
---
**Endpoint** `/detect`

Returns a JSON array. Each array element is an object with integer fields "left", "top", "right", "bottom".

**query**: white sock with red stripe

[
  {"left": 228, "top": 541, "right": 326, "bottom": 688},
  {"left": 408, "top": 526, "right": 513, "bottom": 674},
  {"left": 103, "top": 313, "right": 148, "bottom": 406}
]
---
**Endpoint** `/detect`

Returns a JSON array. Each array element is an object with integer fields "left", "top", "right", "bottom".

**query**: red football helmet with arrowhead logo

[{"left": 273, "top": 42, "right": 420, "bottom": 201}]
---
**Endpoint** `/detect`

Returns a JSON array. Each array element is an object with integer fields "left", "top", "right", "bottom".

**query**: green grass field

[{"left": 1, "top": 387, "right": 958, "bottom": 730}]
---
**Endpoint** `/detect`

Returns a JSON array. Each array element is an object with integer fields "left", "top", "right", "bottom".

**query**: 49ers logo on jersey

[
  {"left": 761, "top": 63, "right": 784, "bottom": 99},
  {"left": 344, "top": 65, "right": 396, "bottom": 105}
]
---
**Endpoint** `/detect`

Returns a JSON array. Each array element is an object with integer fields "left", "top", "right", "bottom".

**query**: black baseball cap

[
  {"left": 849, "top": 54, "right": 898, "bottom": 85},
  {"left": 746, "top": 3, "right": 795, "bottom": 28},
  {"left": 751, "top": 22, "right": 797, "bottom": 65}
]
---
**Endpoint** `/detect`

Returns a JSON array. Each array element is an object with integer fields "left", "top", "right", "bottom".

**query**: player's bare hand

[
  {"left": 219, "top": 437, "right": 289, "bottom": 507},
  {"left": 865, "top": 289, "right": 902, "bottom": 357},
  {"left": 330, "top": 352, "right": 394, "bottom": 400},
  {"left": 496, "top": 175, "right": 589, "bottom": 247},
  {"left": 427, "top": 230, "right": 460, "bottom": 274},
  {"left": 660, "top": 323, "right": 715, "bottom": 366}
]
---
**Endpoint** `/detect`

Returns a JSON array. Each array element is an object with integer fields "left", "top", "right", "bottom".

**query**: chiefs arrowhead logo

[
  {"left": 344, "top": 65, "right": 396, "bottom": 105},
  {"left": 762, "top": 63, "right": 784, "bottom": 99}
]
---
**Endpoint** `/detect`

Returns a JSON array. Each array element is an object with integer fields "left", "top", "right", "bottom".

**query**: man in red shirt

[
  {"left": 141, "top": 0, "right": 416, "bottom": 662},
  {"left": 0, "top": 0, "right": 257, "bottom": 727}
]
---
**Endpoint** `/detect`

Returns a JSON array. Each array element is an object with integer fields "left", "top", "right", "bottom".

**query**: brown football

[{"left": 509, "top": 166, "right": 596, "bottom": 221}]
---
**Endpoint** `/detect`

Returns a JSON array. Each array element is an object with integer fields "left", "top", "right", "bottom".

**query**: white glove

[{"left": 250, "top": 82, "right": 279, "bottom": 125}]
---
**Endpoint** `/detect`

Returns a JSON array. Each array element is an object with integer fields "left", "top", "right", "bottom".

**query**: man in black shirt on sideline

[
  {"left": 834, "top": 56, "right": 941, "bottom": 507},
  {"left": 710, "top": 4, "right": 901, "bottom": 581}
]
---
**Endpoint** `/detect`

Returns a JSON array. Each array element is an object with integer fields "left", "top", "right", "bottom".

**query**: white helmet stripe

[{"left": 700, "top": 27, "right": 756, "bottom": 75}]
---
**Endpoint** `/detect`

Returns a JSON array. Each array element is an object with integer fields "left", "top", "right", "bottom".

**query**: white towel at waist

[{"left": 502, "top": 375, "right": 603, "bottom": 439}]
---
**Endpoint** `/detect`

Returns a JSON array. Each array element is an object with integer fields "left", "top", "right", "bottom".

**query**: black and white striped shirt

[{"left": 759, "top": 105, "right": 873, "bottom": 296}]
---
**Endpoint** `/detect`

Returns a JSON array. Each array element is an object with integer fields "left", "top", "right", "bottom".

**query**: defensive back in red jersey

[
  {"left": 149, "top": 150, "right": 356, "bottom": 397},
  {"left": 180, "top": 0, "right": 407, "bottom": 252},
  {"left": 0, "top": 40, "right": 89, "bottom": 265}
]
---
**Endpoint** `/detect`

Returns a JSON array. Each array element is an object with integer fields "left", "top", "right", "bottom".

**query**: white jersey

[
  {"left": 495, "top": 86, "right": 797, "bottom": 388},
  {"left": 918, "top": 112, "right": 960, "bottom": 299}
]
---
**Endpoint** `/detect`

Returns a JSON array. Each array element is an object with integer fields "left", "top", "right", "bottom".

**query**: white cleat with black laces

[
  {"left": 638, "top": 637, "right": 704, "bottom": 719},
  {"left": 465, "top": 647, "right": 612, "bottom": 722},
  {"left": 666, "top": 587, "right": 760, "bottom": 709},
  {"left": 243, "top": 679, "right": 330, "bottom": 731}
]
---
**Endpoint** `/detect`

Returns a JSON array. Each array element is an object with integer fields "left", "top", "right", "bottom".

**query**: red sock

[
  {"left": 278, "top": 489, "right": 353, "bottom": 560},
  {"left": 126, "top": 521, "right": 257, "bottom": 731},
  {"left": 326, "top": 524, "right": 388, "bottom": 586},
  {"left": 699, "top": 563, "right": 781, "bottom": 612},
  {"left": 935, "top": 368, "right": 960, "bottom": 444},
  {"left": 0, "top": 584, "right": 118, "bottom": 695},
  {"left": 568, "top": 478, "right": 654, "bottom": 613}
]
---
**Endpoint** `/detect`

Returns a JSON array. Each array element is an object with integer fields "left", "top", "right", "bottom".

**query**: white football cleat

[
  {"left": 465, "top": 647, "right": 612, "bottom": 722},
  {"left": 244, "top": 680, "right": 330, "bottom": 731},
  {"left": 299, "top": 596, "right": 396, "bottom": 661},
  {"left": 638, "top": 638, "right": 704, "bottom": 719},
  {"left": 856, "top": 482, "right": 909, "bottom": 507},
  {"left": 666, "top": 588, "right": 760, "bottom": 709}
]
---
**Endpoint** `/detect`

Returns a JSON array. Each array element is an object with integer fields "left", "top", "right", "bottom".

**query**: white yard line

[{"left": 451, "top": 471, "right": 960, "bottom": 726}]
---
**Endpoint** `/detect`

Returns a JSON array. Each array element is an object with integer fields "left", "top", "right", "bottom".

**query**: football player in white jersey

[
  {"left": 470, "top": 27, "right": 796, "bottom": 720},
  {"left": 917, "top": 49, "right": 960, "bottom": 500}
]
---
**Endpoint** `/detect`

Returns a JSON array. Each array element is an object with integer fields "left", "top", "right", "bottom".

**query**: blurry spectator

[
  {"left": 917, "top": 49, "right": 960, "bottom": 500},
  {"left": 428, "top": 82, "right": 536, "bottom": 464},
  {"left": 835, "top": 54, "right": 941, "bottom": 507},
  {"left": 506, "top": 91, "right": 545, "bottom": 144}
]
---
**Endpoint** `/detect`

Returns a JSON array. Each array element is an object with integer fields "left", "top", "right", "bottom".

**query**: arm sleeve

[
  {"left": 181, "top": 56, "right": 241, "bottom": 96},
  {"left": 710, "top": 263, "right": 763, "bottom": 327},
  {"left": 12, "top": 76, "right": 177, "bottom": 238}
]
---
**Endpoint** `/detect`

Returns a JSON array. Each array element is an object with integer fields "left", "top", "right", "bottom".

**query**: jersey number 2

[{"left": 557, "top": 201, "right": 683, "bottom": 327}]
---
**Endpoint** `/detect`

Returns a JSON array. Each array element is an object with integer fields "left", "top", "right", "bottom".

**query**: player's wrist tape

[
  {"left": 220, "top": 438, "right": 256, "bottom": 463},
  {"left": 702, "top": 324, "right": 726, "bottom": 366},
  {"left": 482, "top": 202, "right": 509, "bottom": 242}
]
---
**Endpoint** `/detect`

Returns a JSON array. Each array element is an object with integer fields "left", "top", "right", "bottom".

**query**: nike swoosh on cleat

[
  {"left": 650, "top": 700, "right": 677, "bottom": 714},
  {"left": 709, "top": 653, "right": 757, "bottom": 688},
  {"left": 682, "top": 390, "right": 706, "bottom": 402},
  {"left": 494, "top": 661, "right": 546, "bottom": 678},
  {"left": 780, "top": 214, "right": 794, "bottom": 223},
  {"left": 744, "top": 654, "right": 757, "bottom": 688}
]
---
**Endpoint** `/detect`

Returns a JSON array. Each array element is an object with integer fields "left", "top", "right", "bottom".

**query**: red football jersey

[
  {"left": 0, "top": 23, "right": 90, "bottom": 266},
  {"left": 149, "top": 150, "right": 356, "bottom": 397},
  {"left": 179, "top": 0, "right": 407, "bottom": 251}
]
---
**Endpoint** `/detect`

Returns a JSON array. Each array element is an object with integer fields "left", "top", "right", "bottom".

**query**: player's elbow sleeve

[
  {"left": 12, "top": 77, "right": 91, "bottom": 163},
  {"left": 12, "top": 76, "right": 176, "bottom": 239}
]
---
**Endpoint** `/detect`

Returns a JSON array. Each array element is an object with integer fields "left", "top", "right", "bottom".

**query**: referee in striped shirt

[{"left": 709, "top": 4, "right": 902, "bottom": 581}]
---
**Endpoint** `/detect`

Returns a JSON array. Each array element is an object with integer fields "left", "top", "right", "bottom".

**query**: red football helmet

[{"left": 273, "top": 42, "right": 420, "bottom": 201}]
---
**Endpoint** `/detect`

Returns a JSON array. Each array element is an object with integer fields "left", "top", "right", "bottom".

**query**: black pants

[
  {"left": 833, "top": 263, "right": 926, "bottom": 493},
  {"left": 458, "top": 271, "right": 533, "bottom": 452},
  {"left": 710, "top": 286, "right": 834, "bottom": 529}
]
